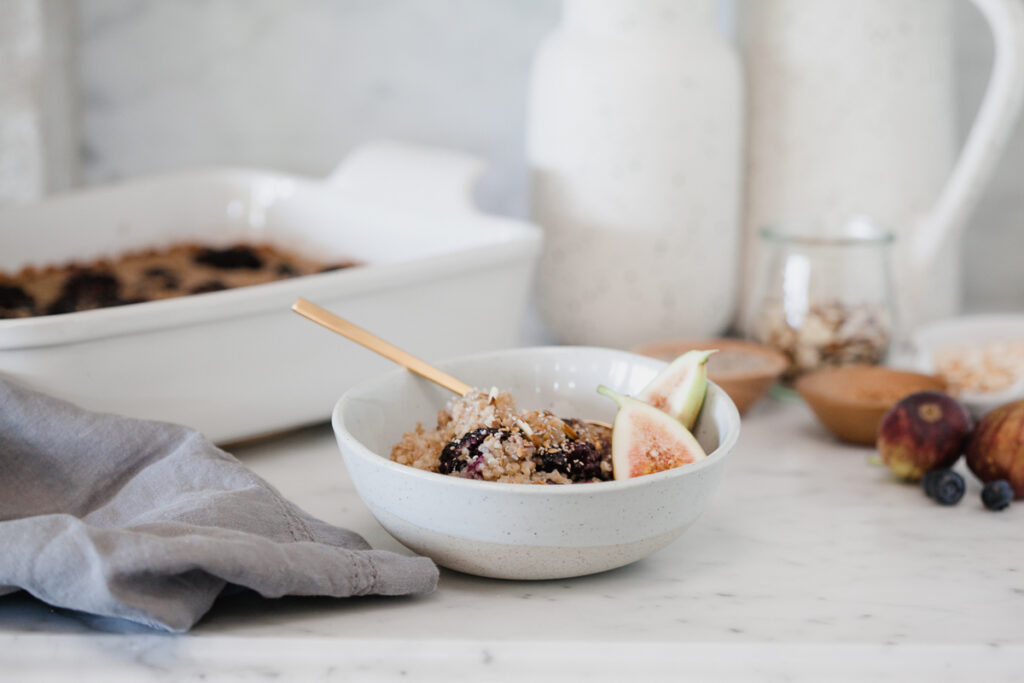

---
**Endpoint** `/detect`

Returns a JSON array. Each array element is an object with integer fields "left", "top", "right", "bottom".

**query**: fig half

[
  {"left": 598, "top": 386, "right": 706, "bottom": 480},
  {"left": 636, "top": 349, "right": 716, "bottom": 430}
]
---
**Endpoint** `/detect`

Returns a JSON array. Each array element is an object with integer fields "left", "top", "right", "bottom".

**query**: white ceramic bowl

[
  {"left": 912, "top": 313, "right": 1024, "bottom": 417},
  {"left": 332, "top": 346, "right": 741, "bottom": 580}
]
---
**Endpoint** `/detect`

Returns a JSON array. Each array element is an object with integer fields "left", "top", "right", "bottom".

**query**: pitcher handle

[{"left": 913, "top": 0, "right": 1024, "bottom": 271}]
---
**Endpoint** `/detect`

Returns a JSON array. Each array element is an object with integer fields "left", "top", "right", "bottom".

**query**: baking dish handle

[{"left": 326, "top": 140, "right": 485, "bottom": 216}]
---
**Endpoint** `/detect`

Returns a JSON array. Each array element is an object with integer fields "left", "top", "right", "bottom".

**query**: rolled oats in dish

[
  {"left": 390, "top": 389, "right": 612, "bottom": 484},
  {"left": 933, "top": 340, "right": 1024, "bottom": 395}
]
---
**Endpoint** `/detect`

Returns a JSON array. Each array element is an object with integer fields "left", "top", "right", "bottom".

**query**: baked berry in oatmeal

[
  {"left": 390, "top": 389, "right": 612, "bottom": 485},
  {"left": 0, "top": 242, "right": 358, "bottom": 318}
]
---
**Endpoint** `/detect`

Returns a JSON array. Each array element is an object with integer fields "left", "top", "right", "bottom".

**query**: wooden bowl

[
  {"left": 795, "top": 365, "right": 948, "bottom": 445},
  {"left": 632, "top": 338, "right": 788, "bottom": 414}
]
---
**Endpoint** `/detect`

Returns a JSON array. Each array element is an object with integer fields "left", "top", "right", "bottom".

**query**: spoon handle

[{"left": 291, "top": 298, "right": 473, "bottom": 396}]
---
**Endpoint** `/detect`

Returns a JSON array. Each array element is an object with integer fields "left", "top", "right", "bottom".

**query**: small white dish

[
  {"left": 912, "top": 313, "right": 1024, "bottom": 417},
  {"left": 331, "top": 346, "right": 740, "bottom": 580}
]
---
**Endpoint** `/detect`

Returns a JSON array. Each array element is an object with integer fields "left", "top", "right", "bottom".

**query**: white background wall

[
  {"left": 78, "top": 0, "right": 559, "bottom": 218},
  {"left": 16, "top": 0, "right": 1024, "bottom": 315}
]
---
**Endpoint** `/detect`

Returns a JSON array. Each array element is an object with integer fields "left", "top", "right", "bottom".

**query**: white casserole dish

[{"left": 0, "top": 141, "right": 543, "bottom": 443}]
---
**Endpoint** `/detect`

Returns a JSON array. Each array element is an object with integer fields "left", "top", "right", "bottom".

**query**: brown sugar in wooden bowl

[
  {"left": 795, "top": 365, "right": 948, "bottom": 445},
  {"left": 632, "top": 338, "right": 788, "bottom": 414}
]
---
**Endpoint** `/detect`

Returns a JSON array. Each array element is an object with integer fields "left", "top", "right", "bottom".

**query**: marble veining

[{"left": 2, "top": 398, "right": 1023, "bottom": 678}]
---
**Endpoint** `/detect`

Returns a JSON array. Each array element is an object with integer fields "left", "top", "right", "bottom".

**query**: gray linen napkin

[{"left": 0, "top": 378, "right": 438, "bottom": 632}]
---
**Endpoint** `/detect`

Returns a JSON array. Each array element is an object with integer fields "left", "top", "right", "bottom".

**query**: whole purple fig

[{"left": 876, "top": 391, "right": 972, "bottom": 481}]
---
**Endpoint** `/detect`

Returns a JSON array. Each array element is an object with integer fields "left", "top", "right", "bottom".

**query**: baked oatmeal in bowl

[
  {"left": 332, "top": 346, "right": 740, "bottom": 580},
  {"left": 390, "top": 387, "right": 613, "bottom": 485}
]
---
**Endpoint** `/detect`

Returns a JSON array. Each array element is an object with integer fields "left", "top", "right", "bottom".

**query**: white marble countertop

[{"left": 2, "top": 396, "right": 1023, "bottom": 681}]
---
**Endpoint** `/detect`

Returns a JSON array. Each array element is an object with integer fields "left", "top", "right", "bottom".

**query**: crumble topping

[
  {"left": 0, "top": 242, "right": 358, "bottom": 318},
  {"left": 391, "top": 389, "right": 612, "bottom": 485}
]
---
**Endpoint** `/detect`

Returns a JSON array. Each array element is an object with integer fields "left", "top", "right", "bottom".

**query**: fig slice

[
  {"left": 598, "top": 386, "right": 707, "bottom": 480},
  {"left": 636, "top": 349, "right": 716, "bottom": 430}
]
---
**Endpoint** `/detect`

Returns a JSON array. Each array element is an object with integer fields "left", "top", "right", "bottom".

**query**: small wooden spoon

[
  {"left": 292, "top": 298, "right": 472, "bottom": 395},
  {"left": 291, "top": 298, "right": 612, "bottom": 430}
]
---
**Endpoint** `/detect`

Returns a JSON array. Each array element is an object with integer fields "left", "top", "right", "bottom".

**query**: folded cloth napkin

[{"left": 0, "top": 378, "right": 438, "bottom": 632}]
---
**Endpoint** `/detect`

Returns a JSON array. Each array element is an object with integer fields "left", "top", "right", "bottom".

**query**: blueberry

[
  {"left": 194, "top": 245, "right": 262, "bottom": 270},
  {"left": 922, "top": 470, "right": 943, "bottom": 499},
  {"left": 0, "top": 284, "right": 36, "bottom": 317},
  {"left": 923, "top": 469, "right": 965, "bottom": 506},
  {"left": 46, "top": 270, "right": 121, "bottom": 314},
  {"left": 439, "top": 427, "right": 503, "bottom": 476},
  {"left": 536, "top": 440, "right": 607, "bottom": 482},
  {"left": 982, "top": 480, "right": 1014, "bottom": 511},
  {"left": 46, "top": 296, "right": 76, "bottom": 315}
]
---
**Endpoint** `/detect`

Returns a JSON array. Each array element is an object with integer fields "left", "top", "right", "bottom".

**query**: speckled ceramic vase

[
  {"left": 527, "top": 0, "right": 743, "bottom": 348},
  {"left": 738, "top": 0, "right": 1024, "bottom": 337}
]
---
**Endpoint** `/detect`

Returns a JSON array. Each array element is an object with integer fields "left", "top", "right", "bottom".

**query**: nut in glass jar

[{"left": 745, "top": 220, "right": 895, "bottom": 380}]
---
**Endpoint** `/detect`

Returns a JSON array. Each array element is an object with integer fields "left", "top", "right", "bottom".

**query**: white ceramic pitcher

[
  {"left": 739, "top": 0, "right": 1024, "bottom": 336},
  {"left": 527, "top": 0, "right": 742, "bottom": 348}
]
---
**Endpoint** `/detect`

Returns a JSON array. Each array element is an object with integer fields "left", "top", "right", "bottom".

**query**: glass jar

[{"left": 744, "top": 220, "right": 896, "bottom": 381}]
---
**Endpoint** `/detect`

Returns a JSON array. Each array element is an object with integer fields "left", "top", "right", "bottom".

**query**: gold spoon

[{"left": 291, "top": 298, "right": 612, "bottom": 430}]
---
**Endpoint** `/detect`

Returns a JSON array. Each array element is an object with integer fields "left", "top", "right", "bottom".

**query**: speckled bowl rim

[{"left": 332, "top": 346, "right": 741, "bottom": 496}]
